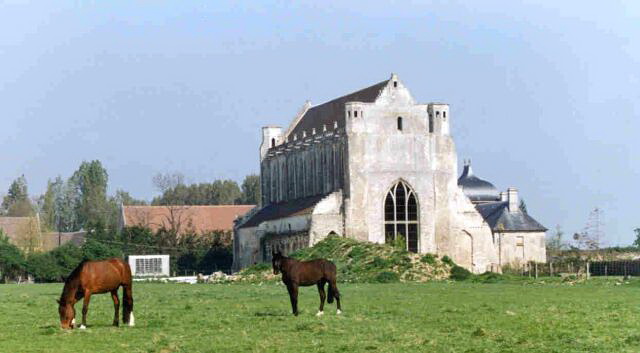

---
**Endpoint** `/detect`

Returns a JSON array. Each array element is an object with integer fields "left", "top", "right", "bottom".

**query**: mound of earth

[{"left": 234, "top": 236, "right": 451, "bottom": 283}]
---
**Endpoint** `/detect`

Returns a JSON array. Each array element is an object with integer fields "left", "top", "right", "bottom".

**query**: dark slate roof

[
  {"left": 475, "top": 202, "right": 547, "bottom": 232},
  {"left": 457, "top": 163, "right": 500, "bottom": 202},
  {"left": 238, "top": 194, "right": 327, "bottom": 229},
  {"left": 288, "top": 79, "right": 389, "bottom": 138}
]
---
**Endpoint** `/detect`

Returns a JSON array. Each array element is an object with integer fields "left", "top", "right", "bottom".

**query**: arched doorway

[{"left": 384, "top": 180, "right": 419, "bottom": 252}]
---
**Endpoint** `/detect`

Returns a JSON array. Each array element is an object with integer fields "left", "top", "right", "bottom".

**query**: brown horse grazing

[
  {"left": 57, "top": 258, "right": 134, "bottom": 330},
  {"left": 272, "top": 250, "right": 342, "bottom": 316}
]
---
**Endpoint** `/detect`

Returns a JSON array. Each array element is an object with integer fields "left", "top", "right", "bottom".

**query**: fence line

[{"left": 507, "top": 260, "right": 640, "bottom": 279}]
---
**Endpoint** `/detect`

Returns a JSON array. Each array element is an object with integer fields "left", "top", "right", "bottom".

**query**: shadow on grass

[{"left": 254, "top": 310, "right": 289, "bottom": 317}]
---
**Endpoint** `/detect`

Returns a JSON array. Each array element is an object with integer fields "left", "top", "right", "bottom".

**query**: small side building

[
  {"left": 0, "top": 216, "right": 43, "bottom": 253},
  {"left": 121, "top": 205, "right": 256, "bottom": 235},
  {"left": 458, "top": 162, "right": 547, "bottom": 267}
]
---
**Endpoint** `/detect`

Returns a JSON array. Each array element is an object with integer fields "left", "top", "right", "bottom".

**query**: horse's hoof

[
  {"left": 79, "top": 325, "right": 87, "bottom": 330},
  {"left": 337, "top": 309, "right": 342, "bottom": 315},
  {"left": 316, "top": 311, "right": 324, "bottom": 317}
]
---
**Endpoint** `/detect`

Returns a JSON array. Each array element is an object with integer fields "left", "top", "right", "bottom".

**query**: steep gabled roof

[
  {"left": 123, "top": 205, "right": 255, "bottom": 234},
  {"left": 0, "top": 216, "right": 39, "bottom": 243},
  {"left": 238, "top": 194, "right": 327, "bottom": 229},
  {"left": 475, "top": 202, "right": 547, "bottom": 232},
  {"left": 288, "top": 79, "right": 389, "bottom": 139}
]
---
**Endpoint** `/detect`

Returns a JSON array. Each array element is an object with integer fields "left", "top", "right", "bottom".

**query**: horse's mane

[
  {"left": 59, "top": 260, "right": 88, "bottom": 304},
  {"left": 65, "top": 259, "right": 88, "bottom": 284}
]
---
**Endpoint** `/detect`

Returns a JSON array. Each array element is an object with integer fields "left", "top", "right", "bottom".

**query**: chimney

[
  {"left": 507, "top": 187, "right": 518, "bottom": 213},
  {"left": 500, "top": 192, "right": 508, "bottom": 202}
]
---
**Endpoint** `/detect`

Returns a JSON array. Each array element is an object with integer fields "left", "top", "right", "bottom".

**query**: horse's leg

[
  {"left": 330, "top": 279, "right": 342, "bottom": 314},
  {"left": 316, "top": 282, "right": 326, "bottom": 317},
  {"left": 111, "top": 289, "right": 120, "bottom": 327},
  {"left": 80, "top": 291, "right": 91, "bottom": 329},
  {"left": 286, "top": 283, "right": 299, "bottom": 316},
  {"left": 122, "top": 284, "right": 134, "bottom": 326}
]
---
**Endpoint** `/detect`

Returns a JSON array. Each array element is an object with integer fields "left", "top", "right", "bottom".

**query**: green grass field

[{"left": 2, "top": 280, "right": 640, "bottom": 352}]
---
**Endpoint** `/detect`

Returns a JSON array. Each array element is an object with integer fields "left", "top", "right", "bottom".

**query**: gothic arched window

[{"left": 384, "top": 181, "right": 419, "bottom": 252}]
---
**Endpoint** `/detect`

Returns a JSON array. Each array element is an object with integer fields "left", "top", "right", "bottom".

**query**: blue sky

[{"left": 0, "top": 1, "right": 638, "bottom": 244}]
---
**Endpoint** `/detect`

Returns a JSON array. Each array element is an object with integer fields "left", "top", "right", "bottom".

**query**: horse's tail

[
  {"left": 325, "top": 260, "right": 337, "bottom": 304},
  {"left": 327, "top": 284, "right": 335, "bottom": 303}
]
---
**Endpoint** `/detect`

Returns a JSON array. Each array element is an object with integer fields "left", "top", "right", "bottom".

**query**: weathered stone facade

[{"left": 233, "top": 74, "right": 547, "bottom": 273}]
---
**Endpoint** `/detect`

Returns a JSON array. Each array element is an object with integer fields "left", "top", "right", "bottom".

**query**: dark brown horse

[
  {"left": 272, "top": 250, "right": 342, "bottom": 316},
  {"left": 57, "top": 258, "right": 134, "bottom": 329}
]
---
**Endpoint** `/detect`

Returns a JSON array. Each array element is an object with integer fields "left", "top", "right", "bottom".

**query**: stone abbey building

[{"left": 233, "top": 74, "right": 547, "bottom": 273}]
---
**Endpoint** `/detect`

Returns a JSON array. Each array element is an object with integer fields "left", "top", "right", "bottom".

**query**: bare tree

[
  {"left": 573, "top": 207, "right": 606, "bottom": 250},
  {"left": 152, "top": 172, "right": 185, "bottom": 194}
]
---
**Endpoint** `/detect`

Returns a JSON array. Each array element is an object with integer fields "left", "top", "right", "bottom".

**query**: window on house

[
  {"left": 271, "top": 138, "right": 275, "bottom": 148},
  {"left": 393, "top": 81, "right": 398, "bottom": 88},
  {"left": 384, "top": 181, "right": 419, "bottom": 252},
  {"left": 397, "top": 117, "right": 403, "bottom": 131},
  {"left": 354, "top": 111, "right": 358, "bottom": 117}
]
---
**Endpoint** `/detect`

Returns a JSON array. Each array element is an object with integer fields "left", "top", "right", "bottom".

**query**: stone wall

[
  {"left": 497, "top": 231, "right": 547, "bottom": 266},
  {"left": 262, "top": 232, "right": 310, "bottom": 262}
]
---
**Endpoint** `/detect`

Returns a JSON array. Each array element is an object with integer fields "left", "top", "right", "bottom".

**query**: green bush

[
  {"left": 420, "top": 253, "right": 437, "bottom": 265},
  {"left": 473, "top": 272, "right": 506, "bottom": 284},
  {"left": 81, "top": 238, "right": 122, "bottom": 261},
  {"left": 441, "top": 255, "right": 455, "bottom": 266},
  {"left": 241, "top": 263, "right": 271, "bottom": 276},
  {"left": 26, "top": 253, "right": 60, "bottom": 282},
  {"left": 347, "top": 246, "right": 366, "bottom": 261},
  {"left": 369, "top": 256, "right": 390, "bottom": 269},
  {"left": 0, "top": 234, "right": 26, "bottom": 282},
  {"left": 392, "top": 235, "right": 407, "bottom": 251},
  {"left": 450, "top": 265, "right": 472, "bottom": 281},
  {"left": 374, "top": 271, "right": 400, "bottom": 283}
]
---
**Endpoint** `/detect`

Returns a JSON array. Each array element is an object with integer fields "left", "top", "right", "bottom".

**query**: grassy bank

[
  {"left": 2, "top": 280, "right": 640, "bottom": 352},
  {"left": 239, "top": 236, "right": 451, "bottom": 283}
]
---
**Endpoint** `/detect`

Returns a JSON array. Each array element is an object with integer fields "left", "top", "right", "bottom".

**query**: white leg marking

[
  {"left": 337, "top": 309, "right": 342, "bottom": 315},
  {"left": 79, "top": 324, "right": 86, "bottom": 330},
  {"left": 71, "top": 318, "right": 76, "bottom": 326},
  {"left": 316, "top": 311, "right": 324, "bottom": 317},
  {"left": 129, "top": 312, "right": 135, "bottom": 327}
]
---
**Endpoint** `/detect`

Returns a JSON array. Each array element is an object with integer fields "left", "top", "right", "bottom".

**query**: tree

[
  {"left": 151, "top": 177, "right": 242, "bottom": 206},
  {"left": 519, "top": 199, "right": 527, "bottom": 214},
  {"left": 71, "top": 160, "right": 109, "bottom": 229},
  {"left": 0, "top": 232, "right": 26, "bottom": 282},
  {"left": 40, "top": 176, "right": 80, "bottom": 232},
  {"left": 211, "top": 180, "right": 241, "bottom": 205},
  {"left": 152, "top": 172, "right": 185, "bottom": 194},
  {"left": 240, "top": 174, "right": 261, "bottom": 205},
  {"left": 573, "top": 207, "right": 606, "bottom": 250},
  {"left": 633, "top": 228, "right": 640, "bottom": 248},
  {"left": 112, "top": 190, "right": 147, "bottom": 206},
  {"left": 81, "top": 238, "right": 122, "bottom": 260},
  {"left": 2, "top": 175, "right": 34, "bottom": 217},
  {"left": 546, "top": 225, "right": 565, "bottom": 251}
]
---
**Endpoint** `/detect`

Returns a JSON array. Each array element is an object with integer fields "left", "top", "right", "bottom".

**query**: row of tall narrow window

[{"left": 262, "top": 143, "right": 344, "bottom": 204}]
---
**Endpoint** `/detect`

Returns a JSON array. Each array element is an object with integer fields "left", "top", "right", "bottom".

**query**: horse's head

[
  {"left": 272, "top": 250, "right": 283, "bottom": 275},
  {"left": 57, "top": 299, "right": 75, "bottom": 329}
]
